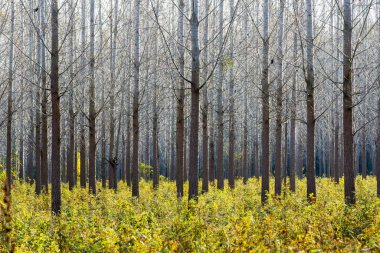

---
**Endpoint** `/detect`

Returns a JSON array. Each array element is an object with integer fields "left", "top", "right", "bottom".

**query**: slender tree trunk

[
  {"left": 305, "top": 0, "right": 316, "bottom": 202},
  {"left": 201, "top": 0, "right": 209, "bottom": 193},
  {"left": 209, "top": 100, "right": 215, "bottom": 183},
  {"left": 6, "top": 0, "right": 15, "bottom": 194},
  {"left": 51, "top": 0, "right": 61, "bottom": 214},
  {"left": 35, "top": 10, "right": 42, "bottom": 195},
  {"left": 289, "top": 11, "right": 297, "bottom": 191},
  {"left": 109, "top": 0, "right": 119, "bottom": 190},
  {"left": 40, "top": 0, "right": 48, "bottom": 193},
  {"left": 275, "top": 0, "right": 284, "bottom": 196},
  {"left": 216, "top": 0, "right": 225, "bottom": 190},
  {"left": 80, "top": 0, "right": 87, "bottom": 189},
  {"left": 88, "top": 0, "right": 96, "bottom": 194},
  {"left": 227, "top": 0, "right": 235, "bottom": 190},
  {"left": 261, "top": 0, "right": 270, "bottom": 203},
  {"left": 343, "top": 0, "right": 355, "bottom": 204},
  {"left": 132, "top": 0, "right": 141, "bottom": 197},
  {"left": 188, "top": 0, "right": 200, "bottom": 200},
  {"left": 176, "top": 0, "right": 185, "bottom": 197},
  {"left": 67, "top": 0, "right": 75, "bottom": 190},
  {"left": 242, "top": 11, "right": 248, "bottom": 184},
  {"left": 152, "top": 0, "right": 160, "bottom": 189}
]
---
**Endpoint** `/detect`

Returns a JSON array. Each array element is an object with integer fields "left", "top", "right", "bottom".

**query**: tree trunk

[
  {"left": 88, "top": 0, "right": 96, "bottom": 194},
  {"left": 216, "top": 0, "right": 224, "bottom": 190},
  {"left": 40, "top": 0, "right": 48, "bottom": 193},
  {"left": 261, "top": 0, "right": 270, "bottom": 203},
  {"left": 6, "top": 0, "right": 15, "bottom": 194},
  {"left": 51, "top": 0, "right": 61, "bottom": 214},
  {"left": 275, "top": 0, "right": 284, "bottom": 196},
  {"left": 289, "top": 10, "right": 297, "bottom": 191},
  {"left": 242, "top": 11, "right": 248, "bottom": 184},
  {"left": 67, "top": 0, "right": 75, "bottom": 190},
  {"left": 201, "top": 0, "right": 209, "bottom": 194},
  {"left": 188, "top": 0, "right": 200, "bottom": 200},
  {"left": 227, "top": 0, "right": 235, "bottom": 190},
  {"left": 132, "top": 0, "right": 141, "bottom": 198},
  {"left": 343, "top": 0, "right": 355, "bottom": 204},
  {"left": 176, "top": 0, "right": 185, "bottom": 198},
  {"left": 80, "top": 0, "right": 87, "bottom": 189},
  {"left": 305, "top": 0, "right": 316, "bottom": 202},
  {"left": 109, "top": 0, "right": 119, "bottom": 190}
]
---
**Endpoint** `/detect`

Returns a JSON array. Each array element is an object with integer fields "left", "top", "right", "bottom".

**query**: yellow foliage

[{"left": 0, "top": 174, "right": 380, "bottom": 252}]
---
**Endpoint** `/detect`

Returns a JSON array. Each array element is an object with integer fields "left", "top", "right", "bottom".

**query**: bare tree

[
  {"left": 261, "top": 0, "right": 270, "bottom": 203},
  {"left": 176, "top": 0, "right": 185, "bottom": 198},
  {"left": 6, "top": 0, "right": 15, "bottom": 194},
  {"left": 188, "top": 0, "right": 201, "bottom": 200},
  {"left": 51, "top": 0, "right": 61, "bottom": 214},
  {"left": 216, "top": 0, "right": 225, "bottom": 190},
  {"left": 275, "top": 0, "right": 285, "bottom": 196},
  {"left": 132, "top": 0, "right": 141, "bottom": 198},
  {"left": 305, "top": 0, "right": 316, "bottom": 201},
  {"left": 88, "top": 0, "right": 96, "bottom": 194},
  {"left": 343, "top": 0, "right": 355, "bottom": 204}
]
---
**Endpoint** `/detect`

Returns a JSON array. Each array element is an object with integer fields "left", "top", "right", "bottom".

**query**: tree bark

[
  {"left": 40, "top": 0, "right": 48, "bottom": 193},
  {"left": 305, "top": 0, "right": 316, "bottom": 202},
  {"left": 188, "top": 0, "right": 200, "bottom": 200},
  {"left": 67, "top": 0, "right": 75, "bottom": 190},
  {"left": 216, "top": 0, "right": 225, "bottom": 190},
  {"left": 343, "top": 0, "right": 355, "bottom": 204},
  {"left": 275, "top": 0, "right": 284, "bottom": 196},
  {"left": 6, "top": 0, "right": 15, "bottom": 194},
  {"left": 201, "top": 0, "right": 209, "bottom": 193},
  {"left": 132, "top": 0, "right": 141, "bottom": 198},
  {"left": 80, "top": 0, "right": 87, "bottom": 189},
  {"left": 88, "top": 0, "right": 96, "bottom": 194},
  {"left": 227, "top": 0, "right": 235, "bottom": 190},
  {"left": 51, "top": 0, "right": 61, "bottom": 214},
  {"left": 289, "top": 8, "right": 297, "bottom": 191},
  {"left": 261, "top": 0, "right": 270, "bottom": 203},
  {"left": 176, "top": 0, "right": 185, "bottom": 198}
]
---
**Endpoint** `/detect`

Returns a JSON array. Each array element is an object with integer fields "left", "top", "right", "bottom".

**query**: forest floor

[{"left": 1, "top": 173, "right": 380, "bottom": 252}]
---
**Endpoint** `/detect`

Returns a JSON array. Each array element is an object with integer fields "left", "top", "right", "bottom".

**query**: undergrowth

[{"left": 1, "top": 172, "right": 379, "bottom": 252}]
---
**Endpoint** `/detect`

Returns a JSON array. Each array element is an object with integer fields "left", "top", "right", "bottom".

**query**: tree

[
  {"left": 88, "top": 0, "right": 96, "bottom": 194},
  {"left": 67, "top": 0, "right": 76, "bottom": 190},
  {"left": 305, "top": 0, "right": 316, "bottom": 201},
  {"left": 132, "top": 0, "right": 141, "bottom": 198},
  {"left": 188, "top": 0, "right": 201, "bottom": 200},
  {"left": 216, "top": 0, "right": 225, "bottom": 190},
  {"left": 261, "top": 0, "right": 270, "bottom": 203},
  {"left": 201, "top": 0, "right": 210, "bottom": 194},
  {"left": 342, "top": 0, "right": 355, "bottom": 204},
  {"left": 227, "top": 0, "right": 235, "bottom": 190},
  {"left": 80, "top": 0, "right": 87, "bottom": 189},
  {"left": 176, "top": 0, "right": 185, "bottom": 198},
  {"left": 51, "top": 0, "right": 61, "bottom": 214},
  {"left": 40, "top": 0, "right": 48, "bottom": 193},
  {"left": 6, "top": 0, "right": 15, "bottom": 195},
  {"left": 275, "top": 0, "right": 285, "bottom": 196}
]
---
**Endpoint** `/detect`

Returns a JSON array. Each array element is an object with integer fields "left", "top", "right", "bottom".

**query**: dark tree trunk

[
  {"left": 176, "top": 0, "right": 185, "bottom": 198},
  {"left": 40, "top": 0, "right": 48, "bottom": 193},
  {"left": 188, "top": 5, "right": 200, "bottom": 200},
  {"left": 51, "top": 0, "right": 61, "bottom": 214},
  {"left": 343, "top": 0, "right": 355, "bottom": 204},
  {"left": 306, "top": 0, "right": 316, "bottom": 202},
  {"left": 88, "top": 0, "right": 96, "bottom": 195},
  {"left": 261, "top": 0, "right": 270, "bottom": 203},
  {"left": 132, "top": 0, "right": 141, "bottom": 198}
]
